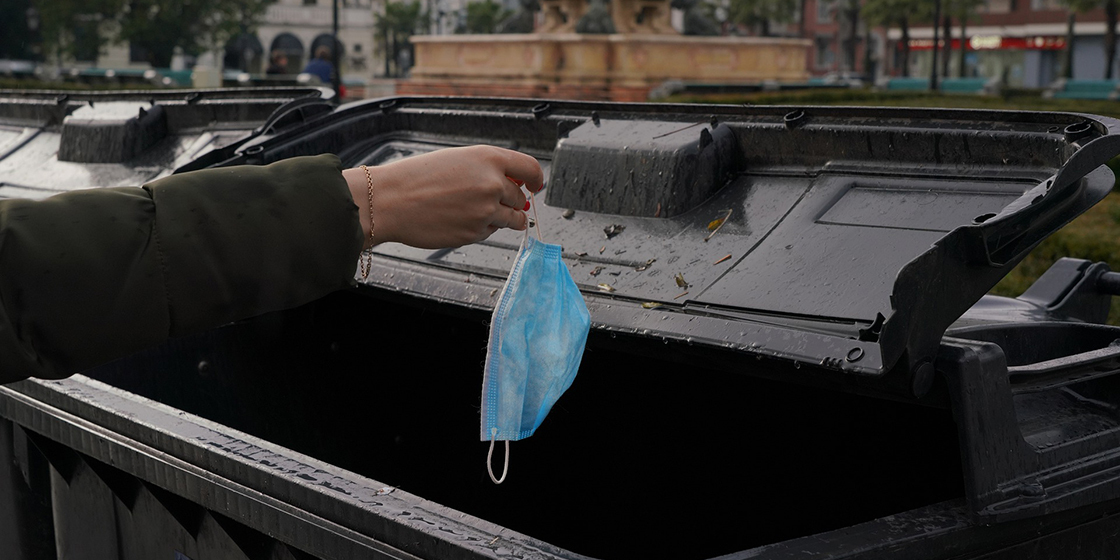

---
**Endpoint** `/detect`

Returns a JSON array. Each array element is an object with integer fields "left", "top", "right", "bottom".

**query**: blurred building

[
  {"left": 62, "top": 0, "right": 377, "bottom": 83},
  {"left": 884, "top": 0, "right": 1118, "bottom": 87},
  {"left": 257, "top": 0, "right": 376, "bottom": 78},
  {"left": 801, "top": 0, "right": 885, "bottom": 80}
]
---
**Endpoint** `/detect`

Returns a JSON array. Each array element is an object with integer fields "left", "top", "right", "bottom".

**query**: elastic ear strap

[
  {"left": 529, "top": 190, "right": 543, "bottom": 242},
  {"left": 487, "top": 428, "right": 510, "bottom": 484}
]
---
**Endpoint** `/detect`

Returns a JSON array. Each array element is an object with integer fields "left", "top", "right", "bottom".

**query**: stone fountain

[{"left": 398, "top": 0, "right": 810, "bottom": 102}]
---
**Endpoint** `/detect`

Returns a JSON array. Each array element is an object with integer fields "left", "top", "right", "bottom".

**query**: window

[
  {"left": 979, "top": 0, "right": 1012, "bottom": 13},
  {"left": 817, "top": 0, "right": 834, "bottom": 23},
  {"left": 129, "top": 42, "right": 149, "bottom": 64},
  {"left": 72, "top": 18, "right": 100, "bottom": 63},
  {"left": 815, "top": 35, "right": 835, "bottom": 68},
  {"left": 1029, "top": 0, "right": 1061, "bottom": 10}
]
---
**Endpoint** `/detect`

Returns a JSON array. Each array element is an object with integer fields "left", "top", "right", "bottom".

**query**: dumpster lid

[
  {"left": 225, "top": 98, "right": 1120, "bottom": 381},
  {"left": 0, "top": 87, "right": 332, "bottom": 198}
]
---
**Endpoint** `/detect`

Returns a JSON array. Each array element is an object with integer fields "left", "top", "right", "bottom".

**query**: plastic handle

[
  {"left": 1098, "top": 271, "right": 1120, "bottom": 296},
  {"left": 978, "top": 133, "right": 1120, "bottom": 266},
  {"left": 1008, "top": 340, "right": 1120, "bottom": 393}
]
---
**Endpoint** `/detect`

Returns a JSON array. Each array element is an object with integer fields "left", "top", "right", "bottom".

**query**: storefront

[{"left": 903, "top": 35, "right": 1066, "bottom": 88}]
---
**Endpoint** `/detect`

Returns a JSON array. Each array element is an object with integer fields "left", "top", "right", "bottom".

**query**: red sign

[{"left": 907, "top": 36, "right": 1066, "bottom": 51}]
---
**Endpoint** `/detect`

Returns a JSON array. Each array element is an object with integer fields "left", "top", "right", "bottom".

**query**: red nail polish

[{"left": 524, "top": 201, "right": 531, "bottom": 211}]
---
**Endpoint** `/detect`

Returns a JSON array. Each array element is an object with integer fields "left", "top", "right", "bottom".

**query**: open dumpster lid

[
  {"left": 223, "top": 97, "right": 1120, "bottom": 383},
  {"left": 78, "top": 96, "right": 1120, "bottom": 383}
]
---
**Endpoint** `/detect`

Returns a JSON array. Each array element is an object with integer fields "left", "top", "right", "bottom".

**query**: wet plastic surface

[
  {"left": 205, "top": 98, "right": 1120, "bottom": 394},
  {"left": 5, "top": 95, "right": 1120, "bottom": 559},
  {"left": 0, "top": 87, "right": 331, "bottom": 198}
]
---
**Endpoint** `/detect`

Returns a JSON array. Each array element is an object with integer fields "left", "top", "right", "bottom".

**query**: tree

[
  {"left": 32, "top": 0, "right": 121, "bottom": 64},
  {"left": 727, "top": 0, "right": 797, "bottom": 36},
  {"left": 1, "top": 0, "right": 40, "bottom": 60},
  {"left": 940, "top": 13, "right": 950, "bottom": 80},
  {"left": 837, "top": 0, "right": 861, "bottom": 71},
  {"left": 376, "top": 1, "right": 426, "bottom": 77},
  {"left": 1060, "top": 0, "right": 1098, "bottom": 79},
  {"left": 863, "top": 0, "right": 927, "bottom": 77},
  {"left": 31, "top": 0, "right": 273, "bottom": 68},
  {"left": 946, "top": 0, "right": 983, "bottom": 77},
  {"left": 116, "top": 0, "right": 273, "bottom": 68},
  {"left": 461, "top": 0, "right": 511, "bottom": 33},
  {"left": 1105, "top": 0, "right": 1117, "bottom": 78}
]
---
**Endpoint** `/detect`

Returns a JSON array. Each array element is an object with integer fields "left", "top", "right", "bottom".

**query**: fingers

[
  {"left": 500, "top": 149, "right": 545, "bottom": 193},
  {"left": 491, "top": 205, "right": 528, "bottom": 231},
  {"left": 499, "top": 176, "right": 528, "bottom": 211}
]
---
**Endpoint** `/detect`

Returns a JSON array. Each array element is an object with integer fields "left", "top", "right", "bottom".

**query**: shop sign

[{"left": 907, "top": 36, "right": 1065, "bottom": 51}]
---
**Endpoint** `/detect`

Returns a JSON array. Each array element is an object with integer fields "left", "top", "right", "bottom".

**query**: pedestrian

[
  {"left": 302, "top": 46, "right": 334, "bottom": 84},
  {"left": 266, "top": 51, "right": 289, "bottom": 75},
  {"left": 0, "top": 145, "right": 543, "bottom": 384}
]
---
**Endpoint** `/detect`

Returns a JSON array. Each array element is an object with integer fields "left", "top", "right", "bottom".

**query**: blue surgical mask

[{"left": 481, "top": 233, "right": 590, "bottom": 484}]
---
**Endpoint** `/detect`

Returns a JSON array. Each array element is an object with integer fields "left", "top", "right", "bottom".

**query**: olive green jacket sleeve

[{"left": 0, "top": 154, "right": 364, "bottom": 384}]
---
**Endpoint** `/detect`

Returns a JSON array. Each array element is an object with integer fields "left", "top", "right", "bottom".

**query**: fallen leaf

[
  {"left": 641, "top": 302, "right": 664, "bottom": 309},
  {"left": 597, "top": 283, "right": 616, "bottom": 293},
  {"left": 675, "top": 273, "right": 689, "bottom": 289}
]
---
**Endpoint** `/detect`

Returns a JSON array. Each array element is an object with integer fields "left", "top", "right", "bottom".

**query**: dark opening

[{"left": 86, "top": 290, "right": 965, "bottom": 559}]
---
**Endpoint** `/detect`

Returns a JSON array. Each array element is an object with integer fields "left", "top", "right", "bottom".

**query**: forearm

[{"left": 0, "top": 154, "right": 363, "bottom": 384}]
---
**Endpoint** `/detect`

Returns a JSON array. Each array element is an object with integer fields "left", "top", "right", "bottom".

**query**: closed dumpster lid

[{"left": 0, "top": 87, "right": 333, "bottom": 199}]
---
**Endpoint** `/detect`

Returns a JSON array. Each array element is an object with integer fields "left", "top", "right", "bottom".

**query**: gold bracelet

[{"left": 359, "top": 164, "right": 376, "bottom": 279}]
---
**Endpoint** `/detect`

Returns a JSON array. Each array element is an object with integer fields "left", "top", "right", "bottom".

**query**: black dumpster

[{"left": 4, "top": 94, "right": 1120, "bottom": 560}]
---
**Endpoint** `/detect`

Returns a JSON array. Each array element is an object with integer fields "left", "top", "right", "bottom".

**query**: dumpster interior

[{"left": 84, "top": 288, "right": 965, "bottom": 560}]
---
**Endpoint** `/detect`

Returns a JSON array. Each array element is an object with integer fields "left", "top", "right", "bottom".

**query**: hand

[{"left": 343, "top": 145, "right": 544, "bottom": 249}]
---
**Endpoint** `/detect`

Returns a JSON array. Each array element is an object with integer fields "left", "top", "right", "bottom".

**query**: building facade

[
  {"left": 801, "top": 0, "right": 885, "bottom": 79},
  {"left": 886, "top": 1, "right": 1119, "bottom": 87},
  {"left": 72, "top": 0, "right": 378, "bottom": 84}
]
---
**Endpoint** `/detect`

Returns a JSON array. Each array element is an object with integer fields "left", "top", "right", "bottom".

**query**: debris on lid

[
  {"left": 529, "top": 219, "right": 537, "bottom": 228},
  {"left": 599, "top": 246, "right": 606, "bottom": 254},
  {"left": 675, "top": 273, "right": 689, "bottom": 289},
  {"left": 576, "top": 251, "right": 588, "bottom": 257},
  {"left": 654, "top": 203, "right": 662, "bottom": 218},
  {"left": 489, "top": 288, "right": 499, "bottom": 297},
  {"left": 673, "top": 291, "right": 689, "bottom": 300},
  {"left": 608, "top": 271, "right": 621, "bottom": 276},
  {"left": 589, "top": 266, "right": 604, "bottom": 276},
  {"left": 641, "top": 302, "right": 664, "bottom": 309},
  {"left": 714, "top": 254, "right": 732, "bottom": 265},
  {"left": 704, "top": 209, "right": 732, "bottom": 242},
  {"left": 635, "top": 258, "right": 656, "bottom": 272},
  {"left": 604, "top": 224, "right": 626, "bottom": 239},
  {"left": 597, "top": 283, "right": 616, "bottom": 293},
  {"left": 562, "top": 208, "right": 575, "bottom": 219}
]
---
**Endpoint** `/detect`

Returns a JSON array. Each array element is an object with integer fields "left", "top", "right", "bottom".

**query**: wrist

[{"left": 343, "top": 167, "right": 378, "bottom": 248}]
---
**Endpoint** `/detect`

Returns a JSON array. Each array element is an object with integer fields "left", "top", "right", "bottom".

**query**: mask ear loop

[
  {"left": 487, "top": 428, "right": 509, "bottom": 484},
  {"left": 529, "top": 190, "right": 543, "bottom": 242}
]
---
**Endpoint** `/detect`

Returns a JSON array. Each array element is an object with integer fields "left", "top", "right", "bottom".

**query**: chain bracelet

[{"left": 359, "top": 165, "right": 376, "bottom": 279}]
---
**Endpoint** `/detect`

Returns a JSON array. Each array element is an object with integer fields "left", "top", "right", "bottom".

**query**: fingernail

[{"left": 523, "top": 200, "right": 531, "bottom": 211}]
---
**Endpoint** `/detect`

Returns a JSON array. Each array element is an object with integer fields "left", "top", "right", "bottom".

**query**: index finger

[{"left": 502, "top": 150, "right": 545, "bottom": 193}]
